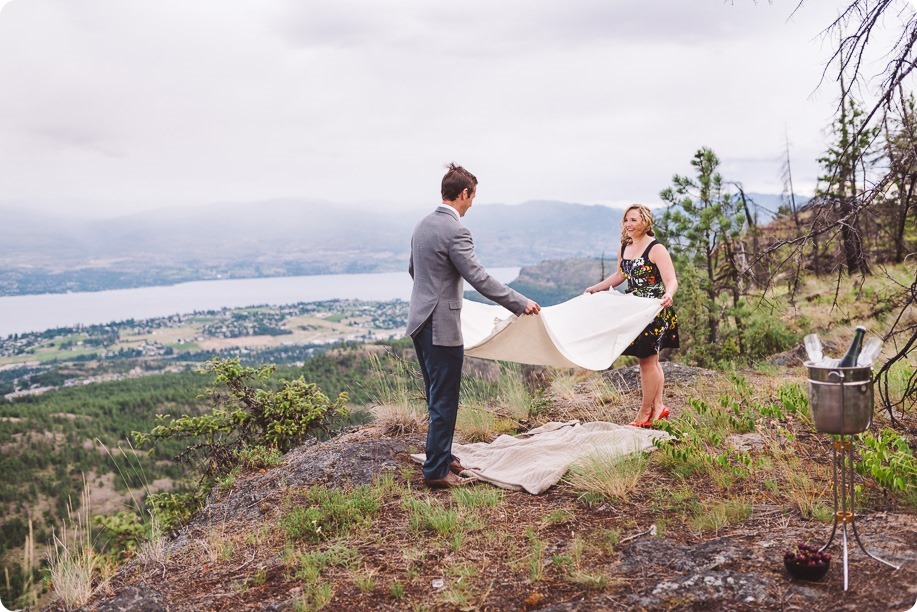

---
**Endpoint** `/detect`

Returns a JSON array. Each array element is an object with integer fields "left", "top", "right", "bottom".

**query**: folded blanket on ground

[
  {"left": 411, "top": 420, "right": 671, "bottom": 494},
  {"left": 462, "top": 292, "right": 661, "bottom": 370}
]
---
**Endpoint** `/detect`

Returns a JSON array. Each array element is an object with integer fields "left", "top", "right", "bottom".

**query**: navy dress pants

[{"left": 412, "top": 319, "right": 463, "bottom": 480}]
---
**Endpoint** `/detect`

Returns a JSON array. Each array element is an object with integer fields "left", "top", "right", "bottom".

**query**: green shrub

[
  {"left": 856, "top": 429, "right": 917, "bottom": 499},
  {"left": 146, "top": 492, "right": 202, "bottom": 533},
  {"left": 133, "top": 357, "right": 348, "bottom": 480},
  {"left": 740, "top": 309, "right": 799, "bottom": 360}
]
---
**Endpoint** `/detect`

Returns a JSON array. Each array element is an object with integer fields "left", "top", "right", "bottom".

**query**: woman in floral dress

[{"left": 585, "top": 204, "right": 679, "bottom": 427}]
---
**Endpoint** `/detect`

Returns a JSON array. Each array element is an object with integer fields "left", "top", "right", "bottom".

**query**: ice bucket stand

[{"left": 806, "top": 364, "right": 900, "bottom": 590}]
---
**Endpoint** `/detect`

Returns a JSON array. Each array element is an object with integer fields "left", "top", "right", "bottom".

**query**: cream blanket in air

[
  {"left": 411, "top": 420, "right": 670, "bottom": 494},
  {"left": 462, "top": 291, "right": 661, "bottom": 370}
]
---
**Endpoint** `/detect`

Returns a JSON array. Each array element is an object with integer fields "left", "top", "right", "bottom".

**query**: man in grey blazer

[{"left": 407, "top": 163, "right": 540, "bottom": 488}]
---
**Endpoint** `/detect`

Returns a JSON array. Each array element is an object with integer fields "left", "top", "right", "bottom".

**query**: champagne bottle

[{"left": 838, "top": 326, "right": 866, "bottom": 368}]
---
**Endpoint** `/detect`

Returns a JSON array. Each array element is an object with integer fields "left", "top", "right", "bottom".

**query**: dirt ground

[{"left": 70, "top": 364, "right": 917, "bottom": 612}]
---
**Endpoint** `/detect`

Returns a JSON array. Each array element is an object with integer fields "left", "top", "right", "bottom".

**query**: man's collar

[{"left": 437, "top": 203, "right": 460, "bottom": 220}]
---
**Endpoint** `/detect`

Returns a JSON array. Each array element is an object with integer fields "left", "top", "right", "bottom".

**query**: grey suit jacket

[{"left": 407, "top": 208, "right": 528, "bottom": 346}]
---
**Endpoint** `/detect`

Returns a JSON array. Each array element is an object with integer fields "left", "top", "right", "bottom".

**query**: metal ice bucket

[{"left": 806, "top": 364, "right": 874, "bottom": 434}]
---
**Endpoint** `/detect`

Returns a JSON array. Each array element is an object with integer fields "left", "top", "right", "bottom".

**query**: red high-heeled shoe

[
  {"left": 628, "top": 419, "right": 653, "bottom": 428},
  {"left": 653, "top": 406, "right": 670, "bottom": 421}
]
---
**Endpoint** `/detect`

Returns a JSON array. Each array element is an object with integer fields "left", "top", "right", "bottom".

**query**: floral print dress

[{"left": 620, "top": 239, "right": 680, "bottom": 358}]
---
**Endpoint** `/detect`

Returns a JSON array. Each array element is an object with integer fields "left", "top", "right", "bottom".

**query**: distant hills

[
  {"left": 467, "top": 257, "right": 611, "bottom": 307},
  {"left": 0, "top": 193, "right": 799, "bottom": 296}
]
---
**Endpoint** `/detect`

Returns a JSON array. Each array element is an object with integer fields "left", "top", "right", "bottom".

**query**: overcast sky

[{"left": 0, "top": 0, "right": 913, "bottom": 218}]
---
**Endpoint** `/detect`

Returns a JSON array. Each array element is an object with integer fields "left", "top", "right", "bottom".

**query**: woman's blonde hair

[{"left": 620, "top": 204, "right": 655, "bottom": 245}]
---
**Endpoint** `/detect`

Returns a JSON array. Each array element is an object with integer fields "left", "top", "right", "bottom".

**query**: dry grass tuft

[
  {"left": 564, "top": 447, "right": 649, "bottom": 501},
  {"left": 371, "top": 403, "right": 427, "bottom": 435},
  {"left": 456, "top": 405, "right": 516, "bottom": 442},
  {"left": 47, "top": 483, "right": 99, "bottom": 609}
]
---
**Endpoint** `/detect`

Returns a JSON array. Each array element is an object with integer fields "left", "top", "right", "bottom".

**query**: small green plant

[
  {"left": 653, "top": 428, "right": 713, "bottom": 478},
  {"left": 218, "top": 471, "right": 237, "bottom": 491},
  {"left": 294, "top": 582, "right": 334, "bottom": 611},
  {"left": 569, "top": 571, "right": 609, "bottom": 589},
  {"left": 780, "top": 458, "right": 833, "bottom": 521},
  {"left": 550, "top": 371, "right": 583, "bottom": 401},
  {"left": 145, "top": 491, "right": 202, "bottom": 533},
  {"left": 597, "top": 527, "right": 621, "bottom": 553},
  {"left": 364, "top": 352, "right": 427, "bottom": 435},
  {"left": 455, "top": 406, "right": 503, "bottom": 442},
  {"left": 353, "top": 567, "right": 377, "bottom": 593},
  {"left": 541, "top": 509, "right": 575, "bottom": 527},
  {"left": 525, "top": 528, "right": 545, "bottom": 582},
  {"left": 93, "top": 510, "right": 148, "bottom": 564},
  {"left": 777, "top": 383, "right": 810, "bottom": 418},
  {"left": 389, "top": 581, "right": 405, "bottom": 600},
  {"left": 856, "top": 429, "right": 917, "bottom": 498}
]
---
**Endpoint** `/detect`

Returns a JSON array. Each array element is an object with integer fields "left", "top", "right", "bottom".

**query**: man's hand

[{"left": 523, "top": 300, "right": 541, "bottom": 315}]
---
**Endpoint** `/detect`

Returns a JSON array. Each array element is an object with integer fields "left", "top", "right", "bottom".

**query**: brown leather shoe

[
  {"left": 424, "top": 472, "right": 473, "bottom": 489},
  {"left": 449, "top": 459, "right": 479, "bottom": 475}
]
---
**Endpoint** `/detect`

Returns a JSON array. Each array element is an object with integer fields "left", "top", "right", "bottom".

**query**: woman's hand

[{"left": 661, "top": 293, "right": 673, "bottom": 308}]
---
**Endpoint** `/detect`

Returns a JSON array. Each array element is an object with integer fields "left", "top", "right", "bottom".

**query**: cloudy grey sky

[{"left": 0, "top": 0, "right": 912, "bottom": 217}]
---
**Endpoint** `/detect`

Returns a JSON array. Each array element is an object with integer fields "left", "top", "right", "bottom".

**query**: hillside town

[{"left": 0, "top": 299, "right": 409, "bottom": 400}]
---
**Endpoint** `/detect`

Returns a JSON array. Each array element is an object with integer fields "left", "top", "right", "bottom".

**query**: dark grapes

[{"left": 784, "top": 542, "right": 831, "bottom": 565}]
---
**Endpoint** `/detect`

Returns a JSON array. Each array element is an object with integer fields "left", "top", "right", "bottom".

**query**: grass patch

[
  {"left": 403, "top": 497, "right": 462, "bottom": 539},
  {"left": 689, "top": 498, "right": 753, "bottom": 533},
  {"left": 293, "top": 583, "right": 334, "bottom": 611},
  {"left": 452, "top": 486, "right": 504, "bottom": 509},
  {"left": 441, "top": 562, "right": 481, "bottom": 607},
  {"left": 280, "top": 484, "right": 381, "bottom": 542},
  {"left": 566, "top": 449, "right": 649, "bottom": 501},
  {"left": 235, "top": 445, "right": 284, "bottom": 470},
  {"left": 292, "top": 544, "right": 359, "bottom": 582}
]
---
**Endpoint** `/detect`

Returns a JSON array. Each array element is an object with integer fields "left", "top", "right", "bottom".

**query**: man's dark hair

[{"left": 441, "top": 163, "right": 478, "bottom": 201}]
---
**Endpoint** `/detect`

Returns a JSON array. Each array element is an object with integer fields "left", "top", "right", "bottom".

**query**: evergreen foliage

[{"left": 134, "top": 357, "right": 348, "bottom": 480}]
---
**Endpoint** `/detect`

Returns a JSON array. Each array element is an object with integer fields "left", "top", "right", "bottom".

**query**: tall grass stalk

[
  {"left": 494, "top": 363, "right": 532, "bottom": 421},
  {"left": 455, "top": 406, "right": 504, "bottom": 442},
  {"left": 47, "top": 482, "right": 98, "bottom": 609},
  {"left": 549, "top": 370, "right": 585, "bottom": 401},
  {"left": 97, "top": 439, "right": 171, "bottom": 566},
  {"left": 365, "top": 352, "right": 426, "bottom": 434},
  {"left": 14, "top": 518, "right": 38, "bottom": 609}
]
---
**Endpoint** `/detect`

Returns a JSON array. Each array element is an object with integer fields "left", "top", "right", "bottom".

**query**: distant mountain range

[{"left": 0, "top": 193, "right": 800, "bottom": 296}]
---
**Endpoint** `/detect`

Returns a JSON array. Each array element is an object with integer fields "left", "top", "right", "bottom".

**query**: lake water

[{"left": 0, "top": 268, "right": 520, "bottom": 338}]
